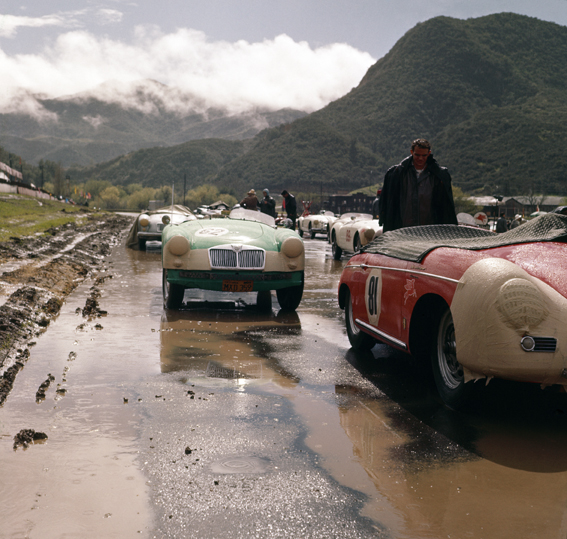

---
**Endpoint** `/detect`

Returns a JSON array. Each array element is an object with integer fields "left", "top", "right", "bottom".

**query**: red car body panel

[{"left": 339, "top": 239, "right": 567, "bottom": 387}]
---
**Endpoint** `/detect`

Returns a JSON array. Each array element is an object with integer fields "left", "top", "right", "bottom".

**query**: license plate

[{"left": 222, "top": 280, "right": 253, "bottom": 292}]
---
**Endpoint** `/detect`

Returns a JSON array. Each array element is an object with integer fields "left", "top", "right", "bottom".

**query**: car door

[{"left": 355, "top": 254, "right": 410, "bottom": 351}]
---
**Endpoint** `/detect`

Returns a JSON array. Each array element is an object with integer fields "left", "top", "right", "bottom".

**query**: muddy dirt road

[{"left": 1, "top": 224, "right": 567, "bottom": 539}]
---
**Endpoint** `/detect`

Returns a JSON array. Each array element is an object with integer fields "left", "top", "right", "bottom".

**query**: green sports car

[{"left": 162, "top": 208, "right": 305, "bottom": 311}]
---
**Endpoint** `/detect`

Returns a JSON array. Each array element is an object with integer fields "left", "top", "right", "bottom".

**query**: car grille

[
  {"left": 532, "top": 337, "right": 557, "bottom": 352},
  {"left": 209, "top": 247, "right": 265, "bottom": 269}
]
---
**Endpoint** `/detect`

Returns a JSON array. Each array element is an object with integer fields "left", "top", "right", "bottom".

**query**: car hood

[{"left": 167, "top": 218, "right": 279, "bottom": 250}]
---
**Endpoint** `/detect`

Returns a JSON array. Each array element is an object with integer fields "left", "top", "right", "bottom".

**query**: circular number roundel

[
  {"left": 195, "top": 227, "right": 229, "bottom": 237},
  {"left": 364, "top": 269, "right": 382, "bottom": 326}
]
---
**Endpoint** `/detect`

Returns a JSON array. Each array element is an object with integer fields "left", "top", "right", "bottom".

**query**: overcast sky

[{"left": 1, "top": 0, "right": 566, "bottom": 115}]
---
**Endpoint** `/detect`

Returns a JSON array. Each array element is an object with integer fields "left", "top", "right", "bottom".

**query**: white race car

[
  {"left": 297, "top": 210, "right": 337, "bottom": 239},
  {"left": 126, "top": 205, "right": 196, "bottom": 250},
  {"left": 329, "top": 213, "right": 382, "bottom": 260}
]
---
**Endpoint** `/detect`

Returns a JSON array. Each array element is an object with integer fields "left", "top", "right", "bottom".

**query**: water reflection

[
  {"left": 124, "top": 242, "right": 161, "bottom": 275},
  {"left": 334, "top": 345, "right": 567, "bottom": 538},
  {"left": 159, "top": 307, "right": 301, "bottom": 390}
]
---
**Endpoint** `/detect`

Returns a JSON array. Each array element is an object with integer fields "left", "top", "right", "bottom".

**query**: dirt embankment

[{"left": 0, "top": 212, "right": 134, "bottom": 405}]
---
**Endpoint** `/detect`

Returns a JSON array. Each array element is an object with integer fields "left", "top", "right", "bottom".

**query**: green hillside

[
  {"left": 212, "top": 13, "right": 567, "bottom": 196},
  {"left": 66, "top": 138, "right": 251, "bottom": 190}
]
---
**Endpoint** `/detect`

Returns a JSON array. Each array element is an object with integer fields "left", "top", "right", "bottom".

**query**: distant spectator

[
  {"left": 281, "top": 190, "right": 297, "bottom": 230},
  {"left": 496, "top": 212, "right": 509, "bottom": 233},
  {"left": 259, "top": 188, "right": 276, "bottom": 218},
  {"left": 371, "top": 189, "right": 381, "bottom": 220},
  {"left": 240, "top": 189, "right": 259, "bottom": 211},
  {"left": 510, "top": 214, "right": 523, "bottom": 229}
]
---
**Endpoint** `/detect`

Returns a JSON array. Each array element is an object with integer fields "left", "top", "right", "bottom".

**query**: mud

[{"left": 0, "top": 212, "right": 133, "bottom": 405}]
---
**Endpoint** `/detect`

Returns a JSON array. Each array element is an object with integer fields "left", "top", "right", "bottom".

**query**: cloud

[
  {"left": 0, "top": 26, "right": 376, "bottom": 117},
  {"left": 96, "top": 9, "right": 123, "bottom": 25},
  {"left": 0, "top": 13, "right": 79, "bottom": 38}
]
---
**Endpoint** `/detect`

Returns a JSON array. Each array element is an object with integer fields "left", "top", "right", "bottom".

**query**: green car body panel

[{"left": 161, "top": 209, "right": 305, "bottom": 295}]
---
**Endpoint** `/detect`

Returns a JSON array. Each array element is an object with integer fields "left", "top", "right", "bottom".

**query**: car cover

[{"left": 363, "top": 214, "right": 567, "bottom": 263}]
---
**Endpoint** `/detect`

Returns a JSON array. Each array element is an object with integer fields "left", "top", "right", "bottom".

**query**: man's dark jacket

[
  {"left": 260, "top": 196, "right": 276, "bottom": 218},
  {"left": 284, "top": 194, "right": 297, "bottom": 217},
  {"left": 378, "top": 155, "right": 458, "bottom": 232}
]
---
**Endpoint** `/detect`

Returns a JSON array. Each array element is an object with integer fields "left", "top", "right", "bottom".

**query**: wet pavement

[{"left": 2, "top": 234, "right": 567, "bottom": 538}]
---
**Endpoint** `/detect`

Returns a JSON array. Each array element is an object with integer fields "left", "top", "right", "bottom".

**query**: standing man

[
  {"left": 510, "top": 214, "right": 523, "bottom": 229},
  {"left": 281, "top": 190, "right": 297, "bottom": 230},
  {"left": 259, "top": 188, "right": 276, "bottom": 218},
  {"left": 496, "top": 212, "right": 509, "bottom": 233},
  {"left": 240, "top": 189, "right": 259, "bottom": 211},
  {"left": 378, "top": 139, "right": 457, "bottom": 233},
  {"left": 371, "top": 189, "right": 381, "bottom": 220}
]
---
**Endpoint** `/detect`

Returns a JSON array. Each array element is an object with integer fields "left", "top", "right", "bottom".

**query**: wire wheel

[
  {"left": 431, "top": 308, "right": 472, "bottom": 409},
  {"left": 345, "top": 289, "right": 375, "bottom": 350}
]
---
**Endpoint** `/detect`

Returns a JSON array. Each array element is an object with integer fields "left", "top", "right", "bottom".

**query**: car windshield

[
  {"left": 229, "top": 208, "right": 276, "bottom": 227},
  {"left": 341, "top": 213, "right": 372, "bottom": 220},
  {"left": 151, "top": 205, "right": 194, "bottom": 216}
]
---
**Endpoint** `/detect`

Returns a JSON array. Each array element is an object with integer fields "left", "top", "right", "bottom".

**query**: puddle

[
  {"left": 3, "top": 233, "right": 567, "bottom": 538},
  {"left": 209, "top": 455, "right": 270, "bottom": 474}
]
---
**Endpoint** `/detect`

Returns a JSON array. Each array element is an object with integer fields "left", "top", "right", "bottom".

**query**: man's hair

[
  {"left": 411, "top": 139, "right": 431, "bottom": 151},
  {"left": 281, "top": 190, "right": 289, "bottom": 196}
]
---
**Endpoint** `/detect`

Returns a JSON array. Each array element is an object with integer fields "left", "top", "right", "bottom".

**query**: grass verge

[{"left": 0, "top": 194, "right": 105, "bottom": 242}]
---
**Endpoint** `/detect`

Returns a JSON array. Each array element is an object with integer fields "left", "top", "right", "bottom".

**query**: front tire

[
  {"left": 256, "top": 290, "right": 272, "bottom": 312},
  {"left": 276, "top": 281, "right": 303, "bottom": 311},
  {"left": 431, "top": 308, "right": 472, "bottom": 409},
  {"left": 345, "top": 289, "right": 375, "bottom": 350},
  {"left": 298, "top": 228, "right": 304, "bottom": 238},
  {"left": 138, "top": 238, "right": 147, "bottom": 250},
  {"left": 309, "top": 224, "right": 316, "bottom": 239},
  {"left": 332, "top": 237, "right": 342, "bottom": 260},
  {"left": 354, "top": 234, "right": 362, "bottom": 253},
  {"left": 162, "top": 269, "right": 184, "bottom": 309}
]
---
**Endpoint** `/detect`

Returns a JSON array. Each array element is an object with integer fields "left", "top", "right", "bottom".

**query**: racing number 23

[{"left": 367, "top": 276, "right": 379, "bottom": 316}]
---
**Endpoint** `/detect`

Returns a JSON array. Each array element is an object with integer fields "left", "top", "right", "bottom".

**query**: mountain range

[
  {"left": 0, "top": 80, "right": 306, "bottom": 167},
  {"left": 210, "top": 12, "right": 567, "bottom": 197},
  {"left": 3, "top": 13, "right": 567, "bottom": 199}
]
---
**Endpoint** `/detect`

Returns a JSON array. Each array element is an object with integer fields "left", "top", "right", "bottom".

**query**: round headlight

[
  {"left": 364, "top": 228, "right": 376, "bottom": 241},
  {"left": 281, "top": 237, "right": 304, "bottom": 258},
  {"left": 166, "top": 235, "right": 190, "bottom": 256},
  {"left": 139, "top": 215, "right": 150, "bottom": 227},
  {"left": 162, "top": 215, "right": 171, "bottom": 225},
  {"left": 520, "top": 336, "right": 536, "bottom": 352}
]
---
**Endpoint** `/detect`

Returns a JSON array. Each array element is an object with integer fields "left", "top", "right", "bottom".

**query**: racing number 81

[{"left": 368, "top": 276, "right": 379, "bottom": 316}]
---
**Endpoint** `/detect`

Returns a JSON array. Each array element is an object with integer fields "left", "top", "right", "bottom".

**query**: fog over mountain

[
  {"left": 0, "top": 28, "right": 374, "bottom": 166},
  {"left": 0, "top": 79, "right": 309, "bottom": 166}
]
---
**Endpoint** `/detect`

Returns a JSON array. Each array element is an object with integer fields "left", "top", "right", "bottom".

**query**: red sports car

[{"left": 338, "top": 214, "right": 567, "bottom": 408}]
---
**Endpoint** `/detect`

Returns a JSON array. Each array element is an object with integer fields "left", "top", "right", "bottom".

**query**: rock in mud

[{"left": 13, "top": 429, "right": 48, "bottom": 450}]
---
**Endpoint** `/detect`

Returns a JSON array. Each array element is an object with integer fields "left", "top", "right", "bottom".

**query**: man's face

[
  {"left": 263, "top": 191, "right": 268, "bottom": 197},
  {"left": 411, "top": 147, "right": 431, "bottom": 169}
]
